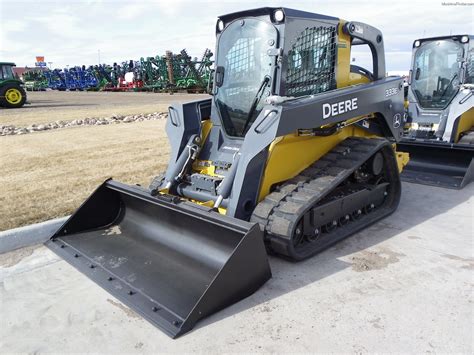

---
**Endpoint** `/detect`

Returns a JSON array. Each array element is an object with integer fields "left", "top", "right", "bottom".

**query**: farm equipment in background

[
  {"left": 72, "top": 66, "right": 99, "bottom": 90},
  {"left": 23, "top": 69, "right": 48, "bottom": 91},
  {"left": 138, "top": 49, "right": 214, "bottom": 92},
  {"left": 66, "top": 66, "right": 100, "bottom": 90},
  {"left": 43, "top": 66, "right": 101, "bottom": 91},
  {"left": 175, "top": 49, "right": 213, "bottom": 92},
  {"left": 44, "top": 69, "right": 67, "bottom": 90},
  {"left": 139, "top": 55, "right": 171, "bottom": 91},
  {"left": 91, "top": 64, "right": 116, "bottom": 90},
  {"left": 398, "top": 35, "right": 474, "bottom": 189},
  {"left": 83, "top": 66, "right": 100, "bottom": 90},
  {"left": 63, "top": 68, "right": 79, "bottom": 90},
  {"left": 103, "top": 60, "right": 144, "bottom": 91},
  {"left": 197, "top": 48, "right": 214, "bottom": 90},
  {"left": 0, "top": 62, "right": 27, "bottom": 108},
  {"left": 47, "top": 7, "right": 409, "bottom": 338},
  {"left": 34, "top": 48, "right": 214, "bottom": 93}
]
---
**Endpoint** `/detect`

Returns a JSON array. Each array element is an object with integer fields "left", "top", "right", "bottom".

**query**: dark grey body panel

[
  {"left": 165, "top": 98, "right": 211, "bottom": 166},
  {"left": 277, "top": 77, "right": 403, "bottom": 137}
]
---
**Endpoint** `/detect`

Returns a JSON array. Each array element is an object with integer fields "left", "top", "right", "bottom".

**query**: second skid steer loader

[
  {"left": 47, "top": 7, "right": 408, "bottom": 338},
  {"left": 398, "top": 35, "right": 474, "bottom": 189}
]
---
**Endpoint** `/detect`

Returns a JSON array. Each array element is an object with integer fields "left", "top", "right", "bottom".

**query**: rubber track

[{"left": 251, "top": 137, "right": 391, "bottom": 258}]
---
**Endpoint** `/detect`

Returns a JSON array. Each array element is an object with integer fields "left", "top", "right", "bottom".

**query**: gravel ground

[
  {"left": 0, "top": 90, "right": 209, "bottom": 127},
  {"left": 0, "top": 120, "right": 170, "bottom": 231}
]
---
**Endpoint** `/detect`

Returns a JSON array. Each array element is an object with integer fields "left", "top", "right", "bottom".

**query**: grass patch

[{"left": 0, "top": 120, "right": 170, "bottom": 231}]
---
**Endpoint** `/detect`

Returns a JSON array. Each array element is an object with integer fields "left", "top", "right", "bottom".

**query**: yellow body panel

[
  {"left": 455, "top": 108, "right": 474, "bottom": 143},
  {"left": 348, "top": 72, "right": 371, "bottom": 86},
  {"left": 395, "top": 150, "right": 410, "bottom": 172},
  {"left": 201, "top": 119, "right": 213, "bottom": 145},
  {"left": 192, "top": 120, "right": 223, "bottom": 177},
  {"left": 336, "top": 21, "right": 351, "bottom": 88},
  {"left": 258, "top": 131, "right": 408, "bottom": 202},
  {"left": 258, "top": 126, "right": 377, "bottom": 201}
]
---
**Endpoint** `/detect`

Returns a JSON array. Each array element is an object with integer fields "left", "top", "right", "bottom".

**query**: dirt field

[
  {"left": 0, "top": 91, "right": 209, "bottom": 231},
  {"left": 0, "top": 90, "right": 209, "bottom": 127}
]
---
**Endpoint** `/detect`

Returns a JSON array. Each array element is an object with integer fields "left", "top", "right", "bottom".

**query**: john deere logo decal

[{"left": 393, "top": 113, "right": 401, "bottom": 128}]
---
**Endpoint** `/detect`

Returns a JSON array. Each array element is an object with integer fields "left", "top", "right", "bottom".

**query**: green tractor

[{"left": 0, "top": 62, "right": 27, "bottom": 108}]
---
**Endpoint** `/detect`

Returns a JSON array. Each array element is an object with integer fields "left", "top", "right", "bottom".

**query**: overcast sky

[{"left": 0, "top": 0, "right": 472, "bottom": 71}]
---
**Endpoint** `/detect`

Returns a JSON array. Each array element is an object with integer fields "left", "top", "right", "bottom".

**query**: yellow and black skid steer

[
  {"left": 46, "top": 8, "right": 408, "bottom": 338},
  {"left": 398, "top": 35, "right": 474, "bottom": 189}
]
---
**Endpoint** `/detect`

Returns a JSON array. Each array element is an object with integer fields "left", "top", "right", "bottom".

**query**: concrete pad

[{"left": 0, "top": 182, "right": 472, "bottom": 353}]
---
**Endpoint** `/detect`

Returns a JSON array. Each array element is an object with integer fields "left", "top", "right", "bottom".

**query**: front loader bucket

[
  {"left": 46, "top": 180, "right": 271, "bottom": 338},
  {"left": 398, "top": 141, "right": 474, "bottom": 189}
]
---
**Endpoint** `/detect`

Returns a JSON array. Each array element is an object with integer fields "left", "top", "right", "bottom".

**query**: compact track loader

[
  {"left": 47, "top": 8, "right": 408, "bottom": 337},
  {"left": 398, "top": 35, "right": 474, "bottom": 189}
]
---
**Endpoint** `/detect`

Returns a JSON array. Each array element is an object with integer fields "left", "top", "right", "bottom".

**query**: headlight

[
  {"left": 461, "top": 35, "right": 469, "bottom": 43},
  {"left": 414, "top": 40, "right": 421, "bottom": 47},
  {"left": 217, "top": 19, "right": 224, "bottom": 32},
  {"left": 274, "top": 9, "right": 285, "bottom": 22}
]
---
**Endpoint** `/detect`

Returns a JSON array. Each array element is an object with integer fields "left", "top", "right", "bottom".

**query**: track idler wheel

[
  {"left": 364, "top": 203, "right": 376, "bottom": 214},
  {"left": 351, "top": 209, "right": 363, "bottom": 220},
  {"left": 323, "top": 220, "right": 338, "bottom": 233},
  {"left": 305, "top": 227, "right": 321, "bottom": 242},
  {"left": 369, "top": 152, "right": 384, "bottom": 176}
]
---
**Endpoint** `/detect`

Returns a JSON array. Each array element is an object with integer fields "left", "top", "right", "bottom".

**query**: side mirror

[
  {"left": 415, "top": 67, "right": 421, "bottom": 80},
  {"left": 215, "top": 66, "right": 225, "bottom": 87}
]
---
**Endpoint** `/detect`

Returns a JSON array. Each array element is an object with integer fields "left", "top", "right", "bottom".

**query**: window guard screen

[{"left": 286, "top": 26, "right": 337, "bottom": 97}]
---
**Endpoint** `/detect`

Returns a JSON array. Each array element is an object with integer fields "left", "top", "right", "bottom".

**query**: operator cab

[
  {"left": 211, "top": 8, "right": 385, "bottom": 139},
  {"left": 411, "top": 38, "right": 465, "bottom": 109},
  {"left": 406, "top": 35, "right": 473, "bottom": 141},
  {"left": 0, "top": 62, "right": 16, "bottom": 80}
]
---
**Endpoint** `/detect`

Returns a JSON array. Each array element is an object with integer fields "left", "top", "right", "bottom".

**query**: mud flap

[
  {"left": 46, "top": 180, "right": 271, "bottom": 338},
  {"left": 398, "top": 141, "right": 474, "bottom": 189}
]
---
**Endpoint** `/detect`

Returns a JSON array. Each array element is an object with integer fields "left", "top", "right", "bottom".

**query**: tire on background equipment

[{"left": 0, "top": 83, "right": 27, "bottom": 108}]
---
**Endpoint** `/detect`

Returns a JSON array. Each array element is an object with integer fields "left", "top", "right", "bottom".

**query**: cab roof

[
  {"left": 218, "top": 7, "right": 338, "bottom": 23},
  {"left": 413, "top": 35, "right": 472, "bottom": 47}
]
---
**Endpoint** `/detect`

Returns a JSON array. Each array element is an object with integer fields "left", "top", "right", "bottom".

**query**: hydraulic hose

[{"left": 163, "top": 134, "right": 201, "bottom": 190}]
